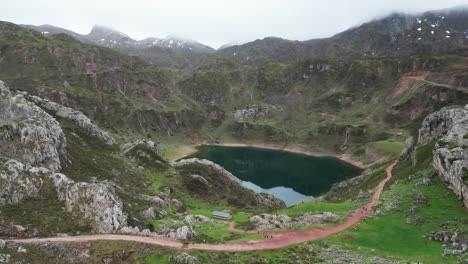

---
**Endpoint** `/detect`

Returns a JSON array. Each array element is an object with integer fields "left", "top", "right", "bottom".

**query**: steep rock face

[
  {"left": 433, "top": 146, "right": 468, "bottom": 207},
  {"left": 30, "top": 96, "right": 116, "bottom": 145},
  {"left": 171, "top": 158, "right": 286, "bottom": 210},
  {"left": 0, "top": 80, "right": 129, "bottom": 232},
  {"left": 0, "top": 160, "right": 49, "bottom": 205},
  {"left": 417, "top": 106, "right": 468, "bottom": 146},
  {"left": 417, "top": 105, "right": 468, "bottom": 207},
  {"left": 0, "top": 81, "right": 67, "bottom": 172},
  {"left": 51, "top": 173, "right": 127, "bottom": 232}
]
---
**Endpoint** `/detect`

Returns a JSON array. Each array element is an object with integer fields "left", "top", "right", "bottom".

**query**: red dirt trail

[{"left": 9, "top": 161, "right": 399, "bottom": 252}]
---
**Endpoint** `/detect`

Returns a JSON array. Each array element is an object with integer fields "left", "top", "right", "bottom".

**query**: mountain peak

[{"left": 89, "top": 24, "right": 129, "bottom": 38}]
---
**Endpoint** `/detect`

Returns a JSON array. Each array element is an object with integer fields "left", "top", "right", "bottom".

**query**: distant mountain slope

[
  {"left": 22, "top": 6, "right": 468, "bottom": 67},
  {"left": 0, "top": 21, "right": 202, "bottom": 136},
  {"left": 309, "top": 7, "right": 468, "bottom": 58},
  {"left": 22, "top": 24, "right": 215, "bottom": 68},
  {"left": 217, "top": 7, "right": 468, "bottom": 65},
  {"left": 216, "top": 37, "right": 314, "bottom": 65}
]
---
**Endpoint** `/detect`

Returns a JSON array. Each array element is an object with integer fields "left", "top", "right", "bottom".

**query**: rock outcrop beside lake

[
  {"left": 416, "top": 105, "right": 468, "bottom": 207},
  {"left": 171, "top": 158, "right": 286, "bottom": 210}
]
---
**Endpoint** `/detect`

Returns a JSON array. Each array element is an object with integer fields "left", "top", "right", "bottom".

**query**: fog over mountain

[{"left": 2, "top": 0, "right": 468, "bottom": 48}]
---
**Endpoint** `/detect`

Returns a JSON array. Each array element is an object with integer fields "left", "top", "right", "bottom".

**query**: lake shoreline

[{"left": 169, "top": 142, "right": 364, "bottom": 169}]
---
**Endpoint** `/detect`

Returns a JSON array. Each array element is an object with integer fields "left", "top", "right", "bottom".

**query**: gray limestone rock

[{"left": 51, "top": 173, "right": 127, "bottom": 233}]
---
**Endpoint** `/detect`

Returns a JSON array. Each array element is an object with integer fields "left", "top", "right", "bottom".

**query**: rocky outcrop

[
  {"left": 119, "top": 226, "right": 157, "bottom": 237},
  {"left": 417, "top": 106, "right": 468, "bottom": 146},
  {"left": 50, "top": 173, "right": 127, "bottom": 233},
  {"left": 171, "top": 158, "right": 243, "bottom": 184},
  {"left": 433, "top": 146, "right": 468, "bottom": 207},
  {"left": 122, "top": 139, "right": 166, "bottom": 168},
  {"left": 168, "top": 252, "right": 200, "bottom": 264},
  {"left": 30, "top": 96, "right": 116, "bottom": 145},
  {"left": 427, "top": 230, "right": 468, "bottom": 256},
  {"left": 0, "top": 80, "right": 129, "bottom": 233},
  {"left": 171, "top": 158, "right": 286, "bottom": 209},
  {"left": 233, "top": 105, "right": 282, "bottom": 121},
  {"left": 184, "top": 215, "right": 214, "bottom": 226},
  {"left": 250, "top": 212, "right": 340, "bottom": 231},
  {"left": 400, "top": 137, "right": 414, "bottom": 158},
  {"left": 417, "top": 105, "right": 468, "bottom": 207},
  {"left": 0, "top": 81, "right": 67, "bottom": 172},
  {"left": 122, "top": 139, "right": 162, "bottom": 156},
  {"left": 167, "top": 225, "right": 196, "bottom": 240},
  {"left": 0, "top": 160, "right": 49, "bottom": 205}
]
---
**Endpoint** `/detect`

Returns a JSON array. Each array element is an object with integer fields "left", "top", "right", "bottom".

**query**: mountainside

[
  {"left": 219, "top": 7, "right": 468, "bottom": 65},
  {"left": 0, "top": 79, "right": 283, "bottom": 237},
  {"left": 0, "top": 21, "right": 207, "bottom": 139},
  {"left": 310, "top": 7, "right": 468, "bottom": 59},
  {"left": 0, "top": 5, "right": 467, "bottom": 263},
  {"left": 22, "top": 7, "right": 468, "bottom": 69},
  {"left": 4, "top": 18, "right": 468, "bottom": 163},
  {"left": 22, "top": 24, "right": 215, "bottom": 69}
]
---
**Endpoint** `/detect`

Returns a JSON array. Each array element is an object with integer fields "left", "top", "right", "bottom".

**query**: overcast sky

[{"left": 2, "top": 0, "right": 467, "bottom": 48}]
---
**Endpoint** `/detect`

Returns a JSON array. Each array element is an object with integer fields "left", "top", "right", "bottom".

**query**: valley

[{"left": 0, "top": 4, "right": 467, "bottom": 264}]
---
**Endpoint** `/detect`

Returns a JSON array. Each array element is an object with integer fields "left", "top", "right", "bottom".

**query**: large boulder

[
  {"left": 51, "top": 173, "right": 127, "bottom": 232},
  {"left": 0, "top": 81, "right": 67, "bottom": 172},
  {"left": 167, "top": 225, "right": 196, "bottom": 240}
]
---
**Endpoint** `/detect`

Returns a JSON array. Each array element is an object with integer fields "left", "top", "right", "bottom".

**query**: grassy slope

[{"left": 327, "top": 146, "right": 467, "bottom": 263}]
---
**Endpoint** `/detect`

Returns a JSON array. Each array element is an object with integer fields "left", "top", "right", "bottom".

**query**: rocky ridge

[
  {"left": 0, "top": 81, "right": 67, "bottom": 172},
  {"left": 171, "top": 158, "right": 286, "bottom": 209},
  {"left": 30, "top": 96, "right": 116, "bottom": 145},
  {"left": 416, "top": 105, "right": 468, "bottom": 207},
  {"left": 0, "top": 80, "right": 127, "bottom": 232}
]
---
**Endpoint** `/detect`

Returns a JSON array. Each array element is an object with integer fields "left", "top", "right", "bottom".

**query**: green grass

[
  {"left": 368, "top": 140, "right": 405, "bottom": 156},
  {"left": 275, "top": 200, "right": 357, "bottom": 217},
  {"left": 328, "top": 155, "right": 467, "bottom": 263},
  {"left": 192, "top": 222, "right": 263, "bottom": 243},
  {"left": 143, "top": 254, "right": 169, "bottom": 264}
]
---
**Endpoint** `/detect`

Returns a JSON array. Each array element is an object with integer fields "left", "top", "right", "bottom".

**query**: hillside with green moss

[{"left": 0, "top": 5, "right": 467, "bottom": 263}]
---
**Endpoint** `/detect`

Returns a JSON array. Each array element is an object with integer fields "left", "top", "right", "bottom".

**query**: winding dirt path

[{"left": 9, "top": 161, "right": 398, "bottom": 252}]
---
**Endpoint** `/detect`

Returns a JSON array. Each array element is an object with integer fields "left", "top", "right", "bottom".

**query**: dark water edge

[{"left": 187, "top": 145, "right": 362, "bottom": 206}]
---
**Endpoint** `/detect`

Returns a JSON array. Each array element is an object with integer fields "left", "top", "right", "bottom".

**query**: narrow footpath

[{"left": 9, "top": 161, "right": 399, "bottom": 252}]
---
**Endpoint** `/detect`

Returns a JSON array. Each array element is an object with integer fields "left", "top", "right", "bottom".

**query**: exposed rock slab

[
  {"left": 51, "top": 173, "right": 127, "bottom": 233},
  {"left": 417, "top": 105, "right": 468, "bottom": 207},
  {"left": 0, "top": 81, "right": 67, "bottom": 172},
  {"left": 0, "top": 160, "right": 49, "bottom": 205},
  {"left": 30, "top": 95, "right": 116, "bottom": 145}
]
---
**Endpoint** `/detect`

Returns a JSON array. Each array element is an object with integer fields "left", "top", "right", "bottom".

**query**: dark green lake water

[{"left": 189, "top": 146, "right": 362, "bottom": 206}]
